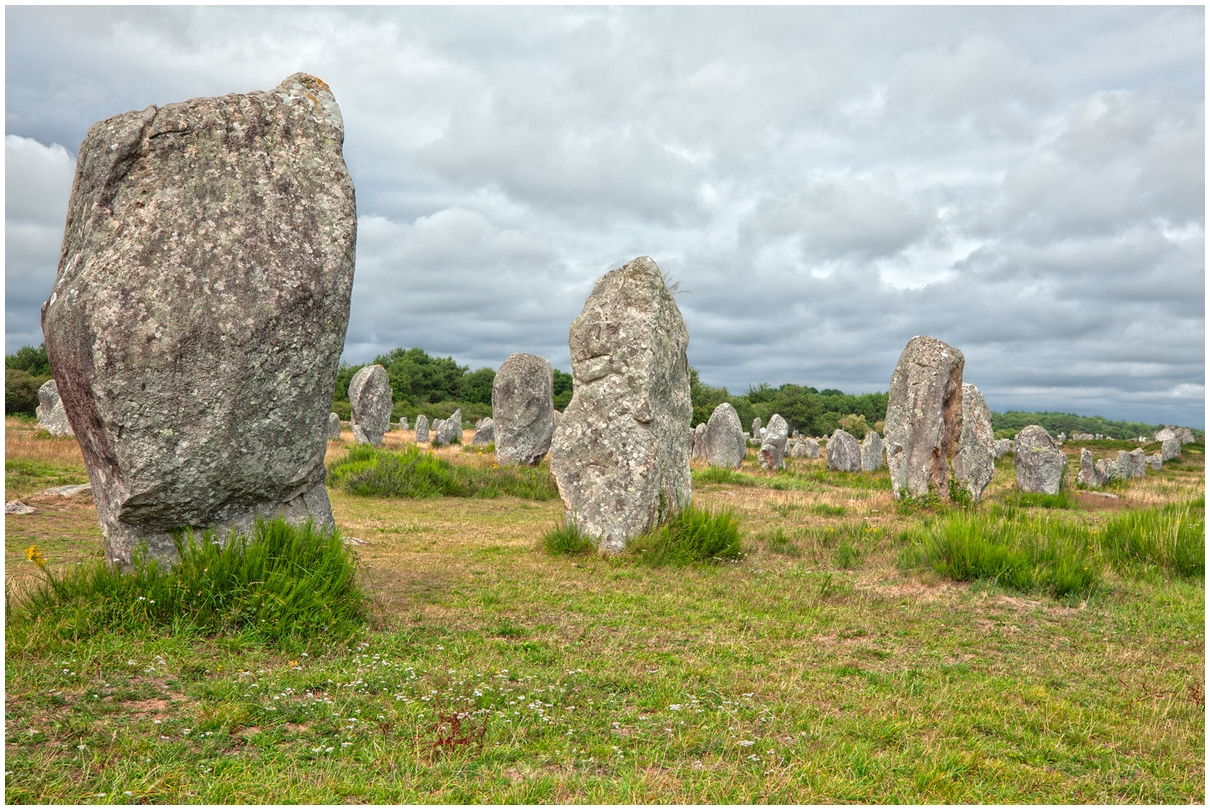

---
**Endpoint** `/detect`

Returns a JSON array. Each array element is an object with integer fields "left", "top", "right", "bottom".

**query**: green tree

[
  {"left": 5, "top": 368, "right": 49, "bottom": 417},
  {"left": 462, "top": 367, "right": 496, "bottom": 405},
  {"left": 6, "top": 343, "right": 50, "bottom": 376},
  {"left": 373, "top": 347, "right": 467, "bottom": 405},
  {"left": 553, "top": 369, "right": 574, "bottom": 411}
]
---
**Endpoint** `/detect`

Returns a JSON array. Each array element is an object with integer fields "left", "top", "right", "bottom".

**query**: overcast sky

[{"left": 6, "top": 6, "right": 1205, "bottom": 426}]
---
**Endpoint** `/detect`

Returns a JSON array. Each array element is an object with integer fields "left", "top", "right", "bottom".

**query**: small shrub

[
  {"left": 628, "top": 505, "right": 743, "bottom": 566},
  {"left": 328, "top": 445, "right": 557, "bottom": 500},
  {"left": 9, "top": 518, "right": 367, "bottom": 648},
  {"left": 1098, "top": 500, "right": 1205, "bottom": 579},
  {"left": 542, "top": 520, "right": 596, "bottom": 556}
]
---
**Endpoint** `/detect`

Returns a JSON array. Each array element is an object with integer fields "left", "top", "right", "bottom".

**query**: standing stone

[
  {"left": 952, "top": 383, "right": 995, "bottom": 501},
  {"left": 39, "top": 74, "right": 356, "bottom": 570},
  {"left": 1123, "top": 448, "right": 1147, "bottom": 478},
  {"left": 758, "top": 414, "right": 789, "bottom": 471},
  {"left": 1095, "top": 457, "right": 1121, "bottom": 484},
  {"left": 993, "top": 438, "right": 1012, "bottom": 459},
  {"left": 687, "top": 428, "right": 697, "bottom": 459},
  {"left": 751, "top": 418, "right": 762, "bottom": 442},
  {"left": 1161, "top": 437, "right": 1181, "bottom": 462},
  {"left": 433, "top": 409, "right": 463, "bottom": 446},
  {"left": 1148, "top": 453, "right": 1163, "bottom": 470},
  {"left": 1178, "top": 427, "right": 1196, "bottom": 444},
  {"left": 1155, "top": 427, "right": 1176, "bottom": 442},
  {"left": 1077, "top": 448, "right": 1100, "bottom": 487},
  {"left": 414, "top": 415, "right": 429, "bottom": 443},
  {"left": 327, "top": 412, "right": 342, "bottom": 440},
  {"left": 827, "top": 428, "right": 861, "bottom": 472},
  {"left": 860, "top": 431, "right": 884, "bottom": 472},
  {"left": 789, "top": 439, "right": 807, "bottom": 458},
  {"left": 1014, "top": 425, "right": 1067, "bottom": 495},
  {"left": 802, "top": 437, "right": 821, "bottom": 459},
  {"left": 702, "top": 402, "right": 745, "bottom": 469},
  {"left": 35, "top": 379, "right": 74, "bottom": 437},
  {"left": 549, "top": 256, "right": 692, "bottom": 553},
  {"left": 472, "top": 417, "right": 495, "bottom": 445},
  {"left": 885, "top": 336, "right": 964, "bottom": 500},
  {"left": 692, "top": 422, "right": 708, "bottom": 460},
  {"left": 398, "top": 416, "right": 409, "bottom": 431},
  {"left": 493, "top": 353, "right": 555, "bottom": 466},
  {"left": 349, "top": 365, "right": 392, "bottom": 446}
]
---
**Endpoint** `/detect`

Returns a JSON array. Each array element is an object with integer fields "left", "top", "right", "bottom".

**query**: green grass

[
  {"left": 541, "top": 520, "right": 596, "bottom": 556},
  {"left": 901, "top": 512, "right": 1101, "bottom": 598},
  {"left": 328, "top": 444, "right": 558, "bottom": 500},
  {"left": 8, "top": 518, "right": 366, "bottom": 650},
  {"left": 1007, "top": 491, "right": 1075, "bottom": 510},
  {"left": 627, "top": 505, "right": 744, "bottom": 566},
  {"left": 692, "top": 466, "right": 758, "bottom": 487},
  {"left": 4, "top": 458, "right": 88, "bottom": 494},
  {"left": 1098, "top": 499, "right": 1205, "bottom": 579}
]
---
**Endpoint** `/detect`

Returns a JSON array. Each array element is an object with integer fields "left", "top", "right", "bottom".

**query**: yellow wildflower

[{"left": 24, "top": 545, "right": 47, "bottom": 568}]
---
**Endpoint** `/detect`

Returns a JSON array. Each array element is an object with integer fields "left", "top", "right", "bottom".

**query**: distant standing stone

[
  {"left": 433, "top": 409, "right": 463, "bottom": 446},
  {"left": 39, "top": 73, "right": 356, "bottom": 569},
  {"left": 703, "top": 402, "right": 746, "bottom": 469},
  {"left": 549, "top": 256, "right": 692, "bottom": 553},
  {"left": 758, "top": 414, "right": 790, "bottom": 471},
  {"left": 493, "top": 353, "right": 555, "bottom": 466},
  {"left": 952, "top": 383, "right": 995, "bottom": 501},
  {"left": 860, "top": 431, "right": 884, "bottom": 472},
  {"left": 349, "top": 365, "right": 392, "bottom": 446},
  {"left": 802, "top": 437, "right": 821, "bottom": 459},
  {"left": 751, "top": 418, "right": 762, "bottom": 442},
  {"left": 1014, "top": 425, "right": 1067, "bottom": 495},
  {"left": 473, "top": 417, "right": 495, "bottom": 445},
  {"left": 885, "top": 336, "right": 964, "bottom": 500},
  {"left": 1161, "top": 437, "right": 1181, "bottom": 462},
  {"left": 398, "top": 416, "right": 409, "bottom": 431},
  {"left": 692, "top": 422, "right": 708, "bottom": 460},
  {"left": 827, "top": 429, "right": 861, "bottom": 472},
  {"left": 1155, "top": 427, "right": 1176, "bottom": 442},
  {"left": 1148, "top": 453, "right": 1163, "bottom": 470},
  {"left": 1095, "top": 457, "right": 1121, "bottom": 484},
  {"left": 1077, "top": 448, "right": 1100, "bottom": 487},
  {"left": 328, "top": 412, "right": 342, "bottom": 440},
  {"left": 415, "top": 415, "right": 429, "bottom": 443},
  {"left": 1124, "top": 448, "right": 1147, "bottom": 478},
  {"left": 1178, "top": 427, "right": 1196, "bottom": 444},
  {"left": 36, "top": 379, "right": 74, "bottom": 437}
]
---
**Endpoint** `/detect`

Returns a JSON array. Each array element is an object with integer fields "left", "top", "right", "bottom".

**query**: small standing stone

[
  {"left": 703, "top": 402, "right": 746, "bottom": 469},
  {"left": 328, "top": 412, "right": 342, "bottom": 440},
  {"left": 1095, "top": 457, "right": 1121, "bottom": 483},
  {"left": 1155, "top": 427, "right": 1176, "bottom": 442},
  {"left": 758, "top": 414, "right": 789, "bottom": 471},
  {"left": 1077, "top": 448, "right": 1100, "bottom": 487},
  {"left": 493, "top": 353, "right": 555, "bottom": 466},
  {"left": 827, "top": 429, "right": 861, "bottom": 472},
  {"left": 473, "top": 418, "right": 495, "bottom": 445},
  {"left": 433, "top": 409, "right": 462, "bottom": 446},
  {"left": 1161, "top": 437, "right": 1181, "bottom": 462},
  {"left": 414, "top": 415, "right": 429, "bottom": 443},
  {"left": 398, "top": 416, "right": 409, "bottom": 431},
  {"left": 860, "top": 431, "right": 884, "bottom": 472},
  {"left": 36, "top": 379, "right": 74, "bottom": 437},
  {"left": 349, "top": 365, "right": 392, "bottom": 446},
  {"left": 802, "top": 437, "right": 821, "bottom": 459},
  {"left": 1148, "top": 453, "right": 1163, "bottom": 470},
  {"left": 952, "top": 383, "right": 995, "bottom": 501},
  {"left": 1178, "top": 427, "right": 1196, "bottom": 444},
  {"left": 692, "top": 423, "right": 708, "bottom": 460},
  {"left": 1121, "top": 449, "right": 1147, "bottom": 478},
  {"left": 1014, "top": 425, "right": 1067, "bottom": 494},
  {"left": 751, "top": 418, "right": 762, "bottom": 441}
]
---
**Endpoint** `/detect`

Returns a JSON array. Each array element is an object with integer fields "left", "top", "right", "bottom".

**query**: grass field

[{"left": 5, "top": 417, "right": 1205, "bottom": 803}]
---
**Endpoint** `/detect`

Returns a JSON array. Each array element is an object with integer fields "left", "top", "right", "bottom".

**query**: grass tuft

[
  {"left": 542, "top": 520, "right": 597, "bottom": 556},
  {"left": 1098, "top": 499, "right": 1205, "bottom": 579},
  {"left": 9, "top": 518, "right": 366, "bottom": 649},
  {"left": 628, "top": 505, "right": 744, "bottom": 566},
  {"left": 692, "top": 466, "right": 758, "bottom": 487},
  {"left": 328, "top": 444, "right": 557, "bottom": 500}
]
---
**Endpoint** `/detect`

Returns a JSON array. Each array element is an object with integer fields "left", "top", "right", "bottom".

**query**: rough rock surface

[
  {"left": 1077, "top": 448, "right": 1100, "bottom": 487},
  {"left": 328, "top": 412, "right": 342, "bottom": 440},
  {"left": 1095, "top": 457, "right": 1121, "bottom": 484},
  {"left": 472, "top": 417, "right": 495, "bottom": 445},
  {"left": 860, "top": 431, "right": 884, "bottom": 472},
  {"left": 1148, "top": 453, "right": 1163, "bottom": 470},
  {"left": 1014, "top": 425, "right": 1067, "bottom": 495},
  {"left": 1178, "top": 427, "right": 1196, "bottom": 444},
  {"left": 493, "top": 353, "right": 555, "bottom": 466},
  {"left": 758, "top": 414, "right": 789, "bottom": 471},
  {"left": 549, "top": 257, "right": 692, "bottom": 553},
  {"left": 952, "top": 383, "right": 995, "bottom": 501},
  {"left": 884, "top": 336, "right": 964, "bottom": 500},
  {"left": 433, "top": 409, "right": 463, "bottom": 446},
  {"left": 1155, "top": 427, "right": 1176, "bottom": 442},
  {"left": 6, "top": 501, "right": 37, "bottom": 515},
  {"left": 801, "top": 437, "right": 821, "bottom": 458},
  {"left": 36, "top": 379, "right": 75, "bottom": 437},
  {"left": 827, "top": 429, "right": 861, "bottom": 472},
  {"left": 1123, "top": 448, "right": 1147, "bottom": 478},
  {"left": 349, "top": 365, "right": 392, "bottom": 446},
  {"left": 703, "top": 402, "right": 745, "bottom": 469},
  {"left": 414, "top": 415, "right": 429, "bottom": 443},
  {"left": 398, "top": 416, "right": 408, "bottom": 431},
  {"left": 40, "top": 73, "right": 355, "bottom": 569},
  {"left": 993, "top": 438, "right": 1012, "bottom": 458},
  {"left": 1161, "top": 437, "right": 1181, "bottom": 462}
]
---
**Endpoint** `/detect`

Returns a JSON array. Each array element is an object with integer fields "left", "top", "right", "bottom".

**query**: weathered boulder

[
  {"left": 885, "top": 336, "right": 964, "bottom": 500},
  {"left": 758, "top": 414, "right": 789, "bottom": 471},
  {"left": 414, "top": 415, "right": 429, "bottom": 443},
  {"left": 328, "top": 412, "right": 342, "bottom": 440},
  {"left": 860, "top": 430, "right": 884, "bottom": 472},
  {"left": 40, "top": 73, "right": 356, "bottom": 569},
  {"left": 1123, "top": 448, "right": 1147, "bottom": 478},
  {"left": 1077, "top": 448, "right": 1100, "bottom": 487},
  {"left": 1155, "top": 427, "right": 1176, "bottom": 442},
  {"left": 1148, "top": 453, "right": 1163, "bottom": 471},
  {"left": 1161, "top": 437, "right": 1181, "bottom": 462},
  {"left": 703, "top": 402, "right": 746, "bottom": 469},
  {"left": 1014, "top": 425, "right": 1067, "bottom": 495},
  {"left": 827, "top": 428, "right": 861, "bottom": 472},
  {"left": 1178, "top": 427, "right": 1196, "bottom": 444},
  {"left": 1095, "top": 457, "right": 1121, "bottom": 484},
  {"left": 493, "top": 353, "right": 555, "bottom": 466},
  {"left": 398, "top": 416, "right": 408, "bottom": 431},
  {"left": 472, "top": 417, "right": 495, "bottom": 445},
  {"left": 549, "top": 257, "right": 692, "bottom": 553},
  {"left": 349, "top": 365, "right": 392, "bottom": 446},
  {"left": 36, "top": 379, "right": 74, "bottom": 437},
  {"left": 433, "top": 409, "right": 463, "bottom": 446},
  {"left": 802, "top": 437, "right": 821, "bottom": 458},
  {"left": 952, "top": 383, "right": 995, "bottom": 501}
]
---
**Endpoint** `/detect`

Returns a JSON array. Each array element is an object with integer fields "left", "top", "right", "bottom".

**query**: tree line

[{"left": 6, "top": 343, "right": 1187, "bottom": 440}]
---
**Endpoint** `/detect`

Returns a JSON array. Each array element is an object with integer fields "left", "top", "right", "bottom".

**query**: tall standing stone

[
  {"left": 1123, "top": 448, "right": 1147, "bottom": 478},
  {"left": 758, "top": 414, "right": 789, "bottom": 471},
  {"left": 952, "top": 383, "right": 995, "bottom": 501},
  {"left": 1077, "top": 448, "right": 1100, "bottom": 487},
  {"left": 349, "top": 365, "right": 392, "bottom": 446},
  {"left": 860, "top": 430, "right": 884, "bottom": 472},
  {"left": 36, "top": 379, "right": 75, "bottom": 437},
  {"left": 40, "top": 74, "right": 356, "bottom": 569},
  {"left": 884, "top": 336, "right": 964, "bottom": 500},
  {"left": 702, "top": 402, "right": 745, "bottom": 469},
  {"left": 433, "top": 409, "right": 462, "bottom": 446},
  {"left": 827, "top": 428, "right": 861, "bottom": 472},
  {"left": 414, "top": 415, "right": 430, "bottom": 443},
  {"left": 751, "top": 417, "right": 762, "bottom": 442},
  {"left": 1160, "top": 437, "right": 1181, "bottom": 461},
  {"left": 492, "top": 353, "right": 555, "bottom": 466},
  {"left": 1014, "top": 425, "right": 1067, "bottom": 495},
  {"left": 549, "top": 257, "right": 691, "bottom": 553}
]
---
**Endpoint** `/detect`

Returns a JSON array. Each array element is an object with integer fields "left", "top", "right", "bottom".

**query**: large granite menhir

[
  {"left": 40, "top": 74, "right": 356, "bottom": 569},
  {"left": 349, "top": 364, "right": 392, "bottom": 446},
  {"left": 493, "top": 353, "right": 555, "bottom": 466},
  {"left": 703, "top": 402, "right": 745, "bottom": 469},
  {"left": 549, "top": 257, "right": 692, "bottom": 553},
  {"left": 885, "top": 336, "right": 964, "bottom": 500},
  {"left": 1014, "top": 425, "right": 1067, "bottom": 495}
]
